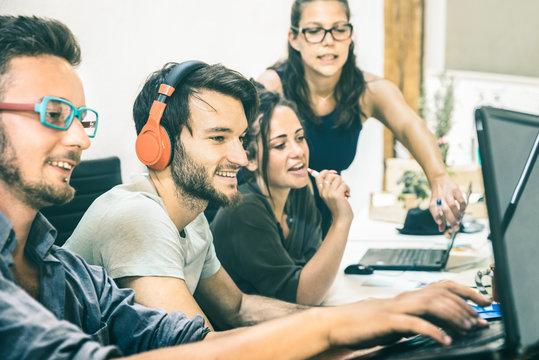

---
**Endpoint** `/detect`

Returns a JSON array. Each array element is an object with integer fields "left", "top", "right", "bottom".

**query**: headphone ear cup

[{"left": 135, "top": 124, "right": 172, "bottom": 171}]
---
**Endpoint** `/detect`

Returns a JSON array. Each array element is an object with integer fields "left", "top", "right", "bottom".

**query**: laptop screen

[{"left": 475, "top": 106, "right": 539, "bottom": 354}]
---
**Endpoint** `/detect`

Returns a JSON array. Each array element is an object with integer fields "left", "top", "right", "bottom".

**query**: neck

[
  {"left": 148, "top": 171, "right": 206, "bottom": 232},
  {"left": 303, "top": 66, "right": 341, "bottom": 100},
  {"left": 256, "top": 177, "right": 290, "bottom": 221},
  {"left": 0, "top": 183, "right": 39, "bottom": 260}
]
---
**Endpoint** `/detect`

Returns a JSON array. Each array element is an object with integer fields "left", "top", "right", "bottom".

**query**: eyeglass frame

[
  {"left": 0, "top": 96, "right": 99, "bottom": 138},
  {"left": 291, "top": 23, "right": 353, "bottom": 44}
]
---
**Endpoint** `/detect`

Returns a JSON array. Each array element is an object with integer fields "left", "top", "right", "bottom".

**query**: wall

[
  {"left": 1, "top": 0, "right": 385, "bottom": 219},
  {"left": 423, "top": 0, "right": 539, "bottom": 167},
  {"left": 445, "top": 0, "right": 539, "bottom": 78}
]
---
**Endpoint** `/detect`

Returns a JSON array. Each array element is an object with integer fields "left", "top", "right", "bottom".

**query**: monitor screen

[{"left": 475, "top": 106, "right": 539, "bottom": 352}]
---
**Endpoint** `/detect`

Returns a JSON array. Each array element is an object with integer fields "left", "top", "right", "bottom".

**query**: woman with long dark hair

[
  {"left": 258, "top": 0, "right": 465, "bottom": 234},
  {"left": 211, "top": 87, "right": 352, "bottom": 305}
]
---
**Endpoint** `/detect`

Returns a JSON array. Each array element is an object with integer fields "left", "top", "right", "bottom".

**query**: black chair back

[{"left": 42, "top": 156, "right": 122, "bottom": 246}]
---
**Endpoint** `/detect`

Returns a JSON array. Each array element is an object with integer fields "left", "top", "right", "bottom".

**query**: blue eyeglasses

[{"left": 0, "top": 96, "right": 99, "bottom": 138}]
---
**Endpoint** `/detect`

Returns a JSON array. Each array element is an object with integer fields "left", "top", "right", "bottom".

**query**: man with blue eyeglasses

[{"left": 0, "top": 14, "right": 492, "bottom": 360}]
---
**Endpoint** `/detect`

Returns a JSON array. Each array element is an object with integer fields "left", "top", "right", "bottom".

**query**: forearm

[
  {"left": 397, "top": 118, "right": 448, "bottom": 185},
  {"left": 230, "top": 293, "right": 310, "bottom": 327},
  {"left": 123, "top": 307, "right": 331, "bottom": 360},
  {"left": 297, "top": 219, "right": 351, "bottom": 305}
]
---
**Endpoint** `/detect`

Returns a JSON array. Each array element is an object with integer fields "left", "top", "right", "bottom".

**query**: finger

[
  {"left": 429, "top": 199, "right": 446, "bottom": 232},
  {"left": 391, "top": 314, "right": 452, "bottom": 345},
  {"left": 431, "top": 292, "right": 482, "bottom": 333},
  {"left": 439, "top": 281, "right": 492, "bottom": 307},
  {"left": 454, "top": 189, "right": 467, "bottom": 216},
  {"left": 442, "top": 200, "right": 459, "bottom": 231}
]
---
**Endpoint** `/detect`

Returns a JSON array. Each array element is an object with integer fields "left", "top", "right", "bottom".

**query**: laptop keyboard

[
  {"left": 389, "top": 249, "right": 444, "bottom": 265},
  {"left": 361, "top": 248, "right": 446, "bottom": 268},
  {"left": 366, "top": 320, "right": 505, "bottom": 359}
]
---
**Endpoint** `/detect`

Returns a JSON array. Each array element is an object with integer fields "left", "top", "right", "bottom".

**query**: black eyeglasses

[{"left": 292, "top": 23, "right": 353, "bottom": 44}]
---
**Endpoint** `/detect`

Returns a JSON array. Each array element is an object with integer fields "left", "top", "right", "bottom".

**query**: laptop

[
  {"left": 358, "top": 185, "right": 471, "bottom": 271},
  {"left": 354, "top": 106, "right": 539, "bottom": 359},
  {"left": 358, "top": 229, "right": 458, "bottom": 271}
]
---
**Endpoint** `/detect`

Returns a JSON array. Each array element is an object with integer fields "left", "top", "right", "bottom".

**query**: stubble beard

[
  {"left": 171, "top": 141, "right": 241, "bottom": 211},
  {"left": 0, "top": 122, "right": 75, "bottom": 209}
]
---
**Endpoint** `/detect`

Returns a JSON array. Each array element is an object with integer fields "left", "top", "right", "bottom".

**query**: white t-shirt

[{"left": 64, "top": 175, "right": 221, "bottom": 294}]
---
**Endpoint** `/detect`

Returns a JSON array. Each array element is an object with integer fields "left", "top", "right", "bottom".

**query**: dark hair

[
  {"left": 270, "top": 0, "right": 366, "bottom": 130},
  {"left": 0, "top": 15, "right": 81, "bottom": 98},
  {"left": 244, "top": 81, "right": 300, "bottom": 200},
  {"left": 133, "top": 62, "right": 258, "bottom": 151}
]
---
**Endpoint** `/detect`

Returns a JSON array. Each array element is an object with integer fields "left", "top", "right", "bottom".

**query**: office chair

[{"left": 42, "top": 156, "right": 122, "bottom": 246}]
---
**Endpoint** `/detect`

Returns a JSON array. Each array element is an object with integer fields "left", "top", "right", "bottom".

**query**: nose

[
  {"left": 63, "top": 118, "right": 91, "bottom": 150},
  {"left": 289, "top": 140, "right": 306, "bottom": 158},
  {"left": 227, "top": 137, "right": 248, "bottom": 167},
  {"left": 321, "top": 29, "right": 336, "bottom": 45}
]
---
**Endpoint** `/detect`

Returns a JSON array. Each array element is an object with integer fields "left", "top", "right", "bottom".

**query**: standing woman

[
  {"left": 257, "top": 0, "right": 465, "bottom": 234},
  {"left": 211, "top": 88, "right": 353, "bottom": 305}
]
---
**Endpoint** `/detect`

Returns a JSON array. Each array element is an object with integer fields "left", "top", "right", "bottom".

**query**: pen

[
  {"left": 436, "top": 198, "right": 443, "bottom": 222},
  {"left": 307, "top": 168, "right": 350, "bottom": 198}
]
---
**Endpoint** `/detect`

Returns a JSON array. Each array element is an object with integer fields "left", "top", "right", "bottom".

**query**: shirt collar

[
  {"left": 27, "top": 212, "right": 58, "bottom": 261},
  {"left": 0, "top": 210, "right": 17, "bottom": 261}
]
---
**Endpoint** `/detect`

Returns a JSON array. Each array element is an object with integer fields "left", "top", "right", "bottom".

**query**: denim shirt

[{"left": 0, "top": 211, "right": 210, "bottom": 360}]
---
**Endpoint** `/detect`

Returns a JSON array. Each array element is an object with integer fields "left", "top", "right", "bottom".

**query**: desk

[
  {"left": 312, "top": 217, "right": 497, "bottom": 359},
  {"left": 322, "top": 217, "right": 493, "bottom": 306}
]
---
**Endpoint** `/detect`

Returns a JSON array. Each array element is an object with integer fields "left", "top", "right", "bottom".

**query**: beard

[
  {"left": 0, "top": 122, "right": 76, "bottom": 209},
  {"left": 171, "top": 140, "right": 241, "bottom": 209}
]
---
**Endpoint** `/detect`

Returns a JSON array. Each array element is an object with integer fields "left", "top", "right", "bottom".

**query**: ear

[
  {"left": 288, "top": 29, "right": 301, "bottom": 52},
  {"left": 246, "top": 158, "right": 258, "bottom": 172}
]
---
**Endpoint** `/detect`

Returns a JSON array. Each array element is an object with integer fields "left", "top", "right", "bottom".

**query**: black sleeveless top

[{"left": 276, "top": 64, "right": 362, "bottom": 173}]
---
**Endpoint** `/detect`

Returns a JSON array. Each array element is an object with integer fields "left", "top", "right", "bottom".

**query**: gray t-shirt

[{"left": 64, "top": 175, "right": 221, "bottom": 294}]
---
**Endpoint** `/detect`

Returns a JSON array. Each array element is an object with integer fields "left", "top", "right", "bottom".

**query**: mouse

[{"left": 344, "top": 264, "right": 374, "bottom": 275}]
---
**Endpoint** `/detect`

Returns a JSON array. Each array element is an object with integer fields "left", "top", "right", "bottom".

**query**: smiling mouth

[
  {"left": 288, "top": 163, "right": 305, "bottom": 172},
  {"left": 48, "top": 160, "right": 74, "bottom": 171},
  {"left": 216, "top": 170, "right": 238, "bottom": 178}
]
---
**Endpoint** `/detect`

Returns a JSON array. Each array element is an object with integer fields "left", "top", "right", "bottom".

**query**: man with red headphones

[{"left": 65, "top": 61, "right": 311, "bottom": 330}]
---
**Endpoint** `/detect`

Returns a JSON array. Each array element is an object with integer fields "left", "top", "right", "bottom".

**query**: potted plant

[
  {"left": 419, "top": 72, "right": 455, "bottom": 165},
  {"left": 397, "top": 170, "right": 429, "bottom": 208}
]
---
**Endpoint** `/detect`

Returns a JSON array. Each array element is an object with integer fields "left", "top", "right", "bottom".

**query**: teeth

[
  {"left": 48, "top": 161, "right": 73, "bottom": 170},
  {"left": 216, "top": 171, "right": 237, "bottom": 178},
  {"left": 289, "top": 163, "right": 304, "bottom": 171}
]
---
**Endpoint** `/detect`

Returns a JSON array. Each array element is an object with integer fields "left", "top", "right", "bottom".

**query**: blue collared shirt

[{"left": 0, "top": 211, "right": 210, "bottom": 360}]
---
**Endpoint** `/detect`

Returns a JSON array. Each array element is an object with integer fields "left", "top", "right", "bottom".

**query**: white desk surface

[{"left": 322, "top": 216, "right": 493, "bottom": 306}]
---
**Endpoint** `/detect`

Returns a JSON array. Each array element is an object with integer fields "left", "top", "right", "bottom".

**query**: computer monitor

[{"left": 476, "top": 106, "right": 539, "bottom": 353}]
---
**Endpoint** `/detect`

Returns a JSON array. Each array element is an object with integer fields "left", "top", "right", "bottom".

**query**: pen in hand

[
  {"left": 307, "top": 168, "right": 350, "bottom": 198},
  {"left": 436, "top": 198, "right": 443, "bottom": 221}
]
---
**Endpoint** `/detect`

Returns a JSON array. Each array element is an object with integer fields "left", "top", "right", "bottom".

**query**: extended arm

[
  {"left": 124, "top": 281, "right": 491, "bottom": 360},
  {"left": 194, "top": 267, "right": 308, "bottom": 330},
  {"left": 364, "top": 76, "right": 466, "bottom": 231}
]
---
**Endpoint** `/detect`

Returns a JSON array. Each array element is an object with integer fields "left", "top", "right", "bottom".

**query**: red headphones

[{"left": 135, "top": 60, "right": 208, "bottom": 170}]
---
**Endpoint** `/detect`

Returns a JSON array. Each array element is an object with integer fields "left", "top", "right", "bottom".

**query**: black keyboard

[
  {"left": 361, "top": 248, "right": 447, "bottom": 270},
  {"left": 362, "top": 320, "right": 505, "bottom": 359},
  {"left": 389, "top": 249, "right": 444, "bottom": 265}
]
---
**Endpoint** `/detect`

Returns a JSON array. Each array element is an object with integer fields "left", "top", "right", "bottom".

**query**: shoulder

[
  {"left": 361, "top": 72, "right": 405, "bottom": 117},
  {"left": 67, "top": 182, "right": 175, "bottom": 250},
  {"left": 212, "top": 192, "right": 274, "bottom": 232},
  {"left": 53, "top": 246, "right": 109, "bottom": 284},
  {"left": 186, "top": 212, "right": 212, "bottom": 240},
  {"left": 256, "top": 69, "right": 283, "bottom": 94}
]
